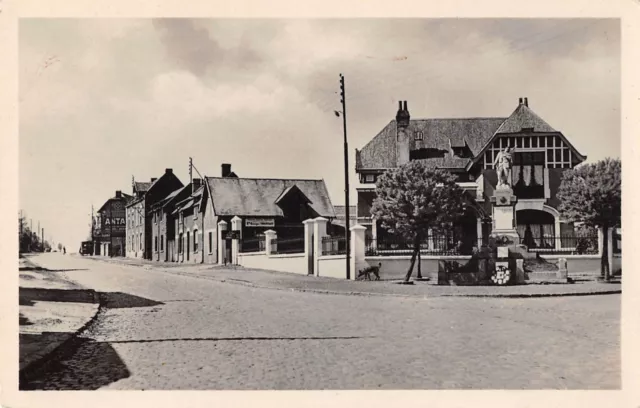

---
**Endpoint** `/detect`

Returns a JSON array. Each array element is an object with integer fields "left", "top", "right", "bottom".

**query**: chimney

[
  {"left": 395, "top": 100, "right": 410, "bottom": 129},
  {"left": 165, "top": 168, "right": 173, "bottom": 174},
  {"left": 115, "top": 190, "right": 122, "bottom": 198},
  {"left": 151, "top": 178, "right": 158, "bottom": 183},
  {"left": 395, "top": 100, "right": 411, "bottom": 166},
  {"left": 192, "top": 178, "right": 202, "bottom": 191},
  {"left": 519, "top": 97, "right": 523, "bottom": 105},
  {"left": 524, "top": 97, "right": 529, "bottom": 107},
  {"left": 221, "top": 163, "right": 232, "bottom": 177}
]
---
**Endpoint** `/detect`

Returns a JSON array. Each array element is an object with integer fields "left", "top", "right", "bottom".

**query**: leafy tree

[
  {"left": 557, "top": 158, "right": 621, "bottom": 281},
  {"left": 371, "top": 162, "right": 468, "bottom": 282}
]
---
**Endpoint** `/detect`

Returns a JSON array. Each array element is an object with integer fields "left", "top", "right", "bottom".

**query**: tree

[
  {"left": 371, "top": 162, "right": 468, "bottom": 282},
  {"left": 556, "top": 158, "right": 621, "bottom": 281},
  {"left": 58, "top": 243, "right": 63, "bottom": 251}
]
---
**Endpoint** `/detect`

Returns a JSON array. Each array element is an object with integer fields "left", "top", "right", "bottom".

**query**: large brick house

[
  {"left": 125, "top": 168, "right": 184, "bottom": 259},
  {"left": 355, "top": 97, "right": 587, "bottom": 251},
  {"left": 94, "top": 190, "right": 131, "bottom": 256}
]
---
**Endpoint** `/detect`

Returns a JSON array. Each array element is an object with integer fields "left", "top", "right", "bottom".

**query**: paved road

[{"left": 22, "top": 253, "right": 620, "bottom": 390}]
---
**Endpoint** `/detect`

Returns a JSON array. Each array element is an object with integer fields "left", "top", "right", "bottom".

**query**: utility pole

[
  {"left": 189, "top": 157, "right": 193, "bottom": 193},
  {"left": 339, "top": 73, "right": 351, "bottom": 280}
]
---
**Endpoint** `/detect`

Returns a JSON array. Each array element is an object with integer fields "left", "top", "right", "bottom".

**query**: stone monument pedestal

[{"left": 489, "top": 186, "right": 524, "bottom": 284}]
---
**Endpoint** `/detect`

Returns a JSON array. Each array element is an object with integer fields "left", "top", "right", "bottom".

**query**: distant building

[
  {"left": 125, "top": 168, "right": 184, "bottom": 259},
  {"left": 355, "top": 98, "right": 587, "bottom": 250},
  {"left": 93, "top": 190, "right": 131, "bottom": 256}
]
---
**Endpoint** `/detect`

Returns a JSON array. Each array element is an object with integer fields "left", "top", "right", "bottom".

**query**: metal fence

[
  {"left": 240, "top": 236, "right": 265, "bottom": 253},
  {"left": 365, "top": 235, "right": 482, "bottom": 256},
  {"left": 272, "top": 237, "right": 305, "bottom": 254},
  {"left": 520, "top": 235, "right": 598, "bottom": 255},
  {"left": 321, "top": 236, "right": 347, "bottom": 255}
]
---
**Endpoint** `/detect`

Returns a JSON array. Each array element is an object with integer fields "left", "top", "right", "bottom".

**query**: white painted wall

[
  {"left": 237, "top": 252, "right": 307, "bottom": 275},
  {"left": 317, "top": 256, "right": 348, "bottom": 279}
]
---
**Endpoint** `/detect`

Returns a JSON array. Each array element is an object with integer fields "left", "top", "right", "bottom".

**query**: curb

[
  {"left": 19, "top": 289, "right": 104, "bottom": 389},
  {"left": 81, "top": 256, "right": 623, "bottom": 300},
  {"left": 156, "top": 268, "right": 622, "bottom": 300}
]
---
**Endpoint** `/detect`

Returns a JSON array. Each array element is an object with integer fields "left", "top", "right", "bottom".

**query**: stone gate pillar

[
  {"left": 313, "top": 217, "right": 328, "bottom": 276},
  {"left": 217, "top": 220, "right": 227, "bottom": 265},
  {"left": 231, "top": 216, "right": 242, "bottom": 265},
  {"left": 350, "top": 225, "right": 367, "bottom": 281},
  {"left": 264, "top": 230, "right": 277, "bottom": 255}
]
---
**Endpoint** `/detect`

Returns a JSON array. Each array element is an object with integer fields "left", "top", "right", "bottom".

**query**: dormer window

[
  {"left": 415, "top": 131, "right": 424, "bottom": 141},
  {"left": 365, "top": 174, "right": 375, "bottom": 183}
]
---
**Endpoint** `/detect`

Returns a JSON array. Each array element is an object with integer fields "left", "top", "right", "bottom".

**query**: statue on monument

[{"left": 494, "top": 146, "right": 514, "bottom": 189}]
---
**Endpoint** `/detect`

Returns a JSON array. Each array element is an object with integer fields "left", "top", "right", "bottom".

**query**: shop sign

[{"left": 245, "top": 218, "right": 275, "bottom": 228}]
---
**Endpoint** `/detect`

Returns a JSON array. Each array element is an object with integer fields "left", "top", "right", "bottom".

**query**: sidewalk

[
  {"left": 84, "top": 256, "right": 622, "bottom": 299},
  {"left": 19, "top": 255, "right": 100, "bottom": 380}
]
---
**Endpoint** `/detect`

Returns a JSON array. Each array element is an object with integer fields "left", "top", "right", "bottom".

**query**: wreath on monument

[{"left": 491, "top": 263, "right": 511, "bottom": 285}]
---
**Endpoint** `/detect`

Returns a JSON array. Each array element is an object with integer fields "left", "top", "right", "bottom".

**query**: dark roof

[
  {"left": 356, "top": 117, "right": 505, "bottom": 170},
  {"left": 172, "top": 186, "right": 205, "bottom": 214},
  {"left": 97, "top": 192, "right": 133, "bottom": 213},
  {"left": 205, "top": 177, "right": 336, "bottom": 218},
  {"left": 150, "top": 185, "right": 189, "bottom": 211},
  {"left": 494, "top": 103, "right": 556, "bottom": 134},
  {"left": 134, "top": 181, "right": 152, "bottom": 193}
]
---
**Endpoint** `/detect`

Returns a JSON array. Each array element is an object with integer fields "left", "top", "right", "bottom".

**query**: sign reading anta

[{"left": 245, "top": 218, "right": 275, "bottom": 228}]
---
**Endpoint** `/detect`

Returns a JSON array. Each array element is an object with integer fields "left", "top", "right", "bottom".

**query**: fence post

[
  {"left": 217, "top": 220, "right": 227, "bottom": 265},
  {"left": 303, "top": 219, "right": 314, "bottom": 275},
  {"left": 350, "top": 224, "right": 367, "bottom": 281},
  {"left": 264, "top": 230, "right": 276, "bottom": 256},
  {"left": 231, "top": 216, "right": 242, "bottom": 265},
  {"left": 313, "top": 217, "right": 328, "bottom": 276},
  {"left": 607, "top": 228, "right": 614, "bottom": 275},
  {"left": 557, "top": 257, "right": 568, "bottom": 281}
]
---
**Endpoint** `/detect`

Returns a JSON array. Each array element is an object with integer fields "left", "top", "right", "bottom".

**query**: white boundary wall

[{"left": 237, "top": 251, "right": 307, "bottom": 275}]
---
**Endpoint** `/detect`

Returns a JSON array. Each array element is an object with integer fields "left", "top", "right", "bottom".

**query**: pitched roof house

[{"left": 356, "top": 98, "right": 587, "bottom": 251}]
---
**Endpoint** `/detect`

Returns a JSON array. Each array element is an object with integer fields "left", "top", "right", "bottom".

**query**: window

[
  {"left": 161, "top": 235, "right": 164, "bottom": 251},
  {"left": 209, "top": 232, "right": 213, "bottom": 254},
  {"left": 194, "top": 205, "right": 199, "bottom": 220},
  {"left": 365, "top": 174, "right": 375, "bottom": 183},
  {"left": 154, "top": 236, "right": 158, "bottom": 252},
  {"left": 139, "top": 233, "right": 143, "bottom": 250},
  {"left": 415, "top": 131, "right": 423, "bottom": 141},
  {"left": 194, "top": 230, "right": 199, "bottom": 252},
  {"left": 179, "top": 233, "right": 183, "bottom": 253}
]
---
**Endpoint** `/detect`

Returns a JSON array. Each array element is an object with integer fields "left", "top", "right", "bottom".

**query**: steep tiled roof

[
  {"left": 494, "top": 103, "right": 556, "bottom": 134},
  {"left": 134, "top": 181, "right": 152, "bottom": 193},
  {"left": 356, "top": 117, "right": 505, "bottom": 170},
  {"left": 206, "top": 177, "right": 336, "bottom": 218}
]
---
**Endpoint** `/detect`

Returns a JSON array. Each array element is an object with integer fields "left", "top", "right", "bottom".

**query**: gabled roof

[
  {"left": 493, "top": 103, "right": 556, "bottom": 134},
  {"left": 97, "top": 192, "right": 132, "bottom": 213},
  {"left": 172, "top": 186, "right": 204, "bottom": 214},
  {"left": 356, "top": 117, "right": 505, "bottom": 171},
  {"left": 150, "top": 185, "right": 189, "bottom": 211},
  {"left": 134, "top": 181, "right": 152, "bottom": 193},
  {"left": 205, "top": 177, "right": 336, "bottom": 218},
  {"left": 274, "top": 184, "right": 312, "bottom": 206}
]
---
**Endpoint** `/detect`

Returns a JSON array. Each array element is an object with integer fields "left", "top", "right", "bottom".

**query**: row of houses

[
  {"left": 92, "top": 163, "right": 340, "bottom": 264},
  {"left": 91, "top": 96, "right": 613, "bottom": 264}
]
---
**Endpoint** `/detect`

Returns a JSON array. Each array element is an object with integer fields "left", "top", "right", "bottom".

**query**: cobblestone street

[{"left": 22, "top": 253, "right": 620, "bottom": 390}]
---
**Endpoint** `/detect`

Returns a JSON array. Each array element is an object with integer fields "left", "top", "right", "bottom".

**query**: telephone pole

[
  {"left": 189, "top": 157, "right": 194, "bottom": 193},
  {"left": 339, "top": 74, "right": 351, "bottom": 280}
]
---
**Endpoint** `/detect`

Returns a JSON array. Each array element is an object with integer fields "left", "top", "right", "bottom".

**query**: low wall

[
  {"left": 317, "top": 255, "right": 348, "bottom": 279},
  {"left": 238, "top": 251, "right": 307, "bottom": 275},
  {"left": 540, "top": 255, "right": 622, "bottom": 276},
  {"left": 364, "top": 256, "right": 471, "bottom": 281}
]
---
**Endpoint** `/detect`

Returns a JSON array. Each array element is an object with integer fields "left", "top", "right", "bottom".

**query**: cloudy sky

[{"left": 19, "top": 18, "right": 620, "bottom": 249}]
